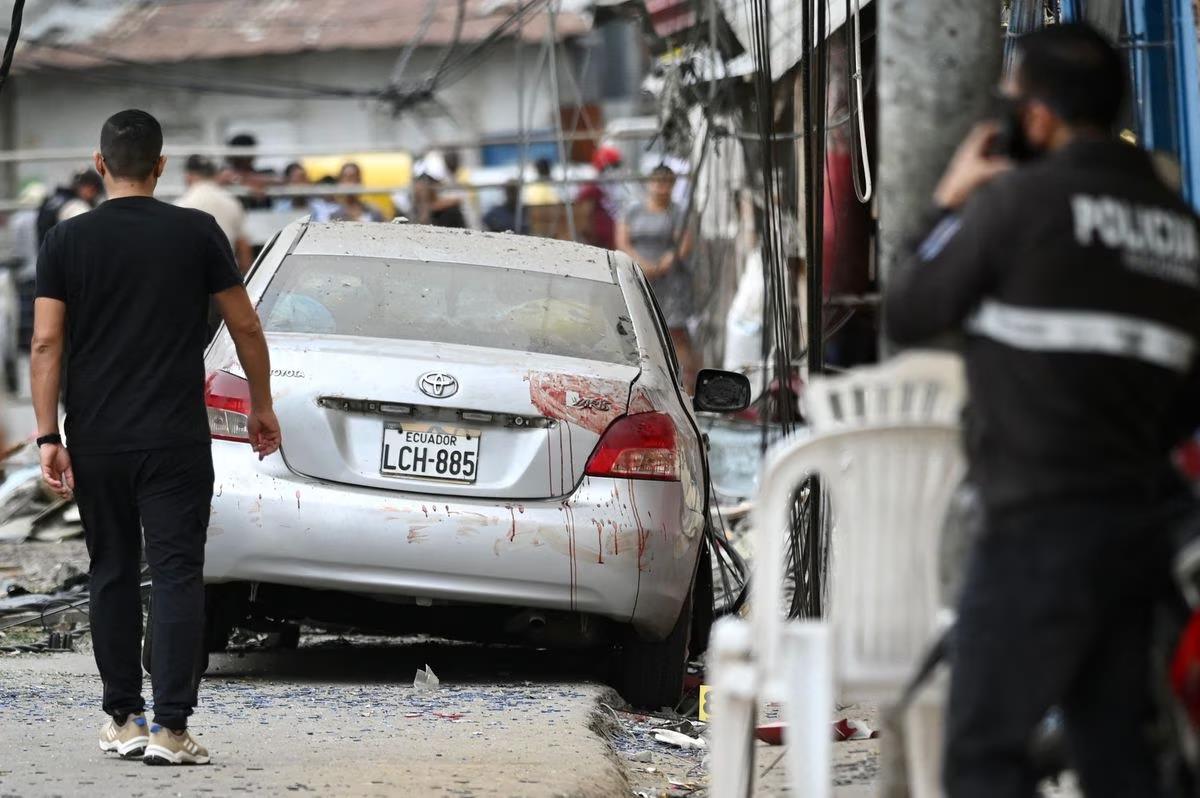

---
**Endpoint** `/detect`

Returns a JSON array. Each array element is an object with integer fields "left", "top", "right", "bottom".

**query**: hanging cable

[
  {"left": 0, "top": 0, "right": 25, "bottom": 99},
  {"left": 390, "top": 0, "right": 438, "bottom": 88},
  {"left": 845, "top": 0, "right": 873, "bottom": 202},
  {"left": 429, "top": 0, "right": 467, "bottom": 89}
]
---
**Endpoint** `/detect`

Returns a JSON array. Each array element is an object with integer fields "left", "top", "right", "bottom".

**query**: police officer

[{"left": 885, "top": 24, "right": 1200, "bottom": 798}]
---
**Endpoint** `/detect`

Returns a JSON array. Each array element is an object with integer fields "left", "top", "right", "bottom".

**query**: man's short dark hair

[
  {"left": 1015, "top": 23, "right": 1125, "bottom": 130},
  {"left": 535, "top": 158, "right": 552, "bottom": 178},
  {"left": 185, "top": 154, "right": 216, "bottom": 177},
  {"left": 650, "top": 163, "right": 676, "bottom": 179},
  {"left": 99, "top": 109, "right": 164, "bottom": 180}
]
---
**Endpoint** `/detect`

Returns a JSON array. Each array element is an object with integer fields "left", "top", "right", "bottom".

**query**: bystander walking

[
  {"left": 331, "top": 162, "right": 384, "bottom": 222},
  {"left": 578, "top": 145, "right": 623, "bottom": 250},
  {"left": 176, "top": 155, "right": 252, "bottom": 272},
  {"left": 36, "top": 170, "right": 103, "bottom": 245},
  {"left": 274, "top": 162, "right": 312, "bottom": 213},
  {"left": 523, "top": 158, "right": 561, "bottom": 207},
  {"left": 31, "top": 109, "right": 281, "bottom": 766},
  {"left": 221, "top": 133, "right": 273, "bottom": 210},
  {"left": 617, "top": 164, "right": 696, "bottom": 389},
  {"left": 483, "top": 181, "right": 530, "bottom": 234}
]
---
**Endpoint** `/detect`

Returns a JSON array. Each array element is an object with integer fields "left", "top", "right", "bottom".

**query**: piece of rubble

[
  {"left": 413, "top": 664, "right": 440, "bottom": 691},
  {"left": 652, "top": 729, "right": 706, "bottom": 750}
]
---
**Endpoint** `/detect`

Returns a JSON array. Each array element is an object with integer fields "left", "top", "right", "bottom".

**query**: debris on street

[
  {"left": 0, "top": 445, "right": 84, "bottom": 543},
  {"left": 413, "top": 663, "right": 441, "bottom": 691},
  {"left": 653, "top": 729, "right": 707, "bottom": 750}
]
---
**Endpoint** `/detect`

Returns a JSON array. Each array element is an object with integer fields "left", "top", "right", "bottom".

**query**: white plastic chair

[{"left": 709, "top": 351, "right": 967, "bottom": 798}]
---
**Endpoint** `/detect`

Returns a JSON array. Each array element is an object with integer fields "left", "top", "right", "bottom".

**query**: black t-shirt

[{"left": 35, "top": 196, "right": 243, "bottom": 454}]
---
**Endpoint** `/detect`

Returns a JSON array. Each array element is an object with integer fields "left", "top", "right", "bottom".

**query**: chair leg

[
  {"left": 903, "top": 695, "right": 945, "bottom": 798},
  {"left": 781, "top": 622, "right": 832, "bottom": 798},
  {"left": 709, "top": 618, "right": 759, "bottom": 798}
]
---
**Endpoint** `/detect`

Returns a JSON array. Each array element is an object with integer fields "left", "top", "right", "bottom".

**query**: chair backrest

[
  {"left": 752, "top": 351, "right": 967, "bottom": 697},
  {"left": 804, "top": 351, "right": 965, "bottom": 431}
]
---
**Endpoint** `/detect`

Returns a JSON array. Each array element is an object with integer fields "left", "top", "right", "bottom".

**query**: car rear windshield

[{"left": 257, "top": 255, "right": 639, "bottom": 366}]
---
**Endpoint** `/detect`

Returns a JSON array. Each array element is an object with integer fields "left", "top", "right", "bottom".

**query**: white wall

[{"left": 11, "top": 43, "right": 585, "bottom": 188}]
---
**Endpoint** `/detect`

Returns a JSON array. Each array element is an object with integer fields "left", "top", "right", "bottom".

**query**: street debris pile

[
  {"left": 0, "top": 442, "right": 83, "bottom": 544},
  {"left": 0, "top": 560, "right": 90, "bottom": 653},
  {"left": 604, "top": 677, "right": 879, "bottom": 797},
  {"left": 0, "top": 443, "right": 91, "bottom": 653}
]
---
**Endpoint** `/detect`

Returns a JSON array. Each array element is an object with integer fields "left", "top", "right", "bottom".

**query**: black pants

[
  {"left": 944, "top": 500, "right": 1171, "bottom": 797},
  {"left": 74, "top": 444, "right": 214, "bottom": 731}
]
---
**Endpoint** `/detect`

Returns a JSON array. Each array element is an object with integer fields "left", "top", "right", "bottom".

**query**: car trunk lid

[{"left": 258, "top": 334, "right": 638, "bottom": 500}]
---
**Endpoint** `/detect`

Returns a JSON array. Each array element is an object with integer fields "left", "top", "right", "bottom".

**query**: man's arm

[
  {"left": 31, "top": 297, "right": 73, "bottom": 496},
  {"left": 213, "top": 285, "right": 281, "bottom": 459},
  {"left": 884, "top": 123, "right": 1012, "bottom": 345}
]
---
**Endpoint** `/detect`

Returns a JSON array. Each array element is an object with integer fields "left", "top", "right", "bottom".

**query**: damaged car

[{"left": 193, "top": 220, "right": 749, "bottom": 708}]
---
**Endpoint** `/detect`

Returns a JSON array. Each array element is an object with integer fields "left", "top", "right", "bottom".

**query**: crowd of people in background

[{"left": 3, "top": 132, "right": 699, "bottom": 385}]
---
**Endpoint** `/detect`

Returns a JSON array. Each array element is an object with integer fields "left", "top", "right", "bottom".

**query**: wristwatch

[{"left": 36, "top": 433, "right": 62, "bottom": 447}]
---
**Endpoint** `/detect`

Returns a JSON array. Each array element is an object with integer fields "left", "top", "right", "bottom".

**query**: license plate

[{"left": 380, "top": 423, "right": 480, "bottom": 483}]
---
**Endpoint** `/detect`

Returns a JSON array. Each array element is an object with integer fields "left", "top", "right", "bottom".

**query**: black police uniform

[{"left": 886, "top": 138, "right": 1200, "bottom": 798}]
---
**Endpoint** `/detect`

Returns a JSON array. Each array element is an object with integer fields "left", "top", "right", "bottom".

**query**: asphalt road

[{"left": 0, "top": 639, "right": 630, "bottom": 797}]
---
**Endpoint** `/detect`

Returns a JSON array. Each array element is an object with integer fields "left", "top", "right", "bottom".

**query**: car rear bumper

[{"left": 205, "top": 442, "right": 703, "bottom": 637}]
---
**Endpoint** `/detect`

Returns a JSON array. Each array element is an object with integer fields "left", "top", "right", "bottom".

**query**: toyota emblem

[{"left": 418, "top": 372, "right": 459, "bottom": 399}]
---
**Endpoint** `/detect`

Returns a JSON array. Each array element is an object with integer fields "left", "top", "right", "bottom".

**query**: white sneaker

[
  {"left": 142, "top": 724, "right": 211, "bottom": 766},
  {"left": 98, "top": 714, "right": 150, "bottom": 758}
]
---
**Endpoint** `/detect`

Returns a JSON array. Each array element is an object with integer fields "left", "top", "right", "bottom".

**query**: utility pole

[
  {"left": 0, "top": 76, "right": 15, "bottom": 206},
  {"left": 876, "top": 2, "right": 1001, "bottom": 298},
  {"left": 875, "top": 4, "right": 1001, "bottom": 794}
]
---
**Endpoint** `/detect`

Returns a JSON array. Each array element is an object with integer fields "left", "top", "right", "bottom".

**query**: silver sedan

[{"left": 200, "top": 220, "right": 749, "bottom": 707}]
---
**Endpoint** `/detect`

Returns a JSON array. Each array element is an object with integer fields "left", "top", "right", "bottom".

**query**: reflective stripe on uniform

[
  {"left": 918, "top": 215, "right": 963, "bottom": 261},
  {"left": 967, "top": 300, "right": 1195, "bottom": 372}
]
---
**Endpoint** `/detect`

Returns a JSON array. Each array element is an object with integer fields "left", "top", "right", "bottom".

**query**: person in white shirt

[{"left": 176, "top": 155, "right": 252, "bottom": 272}]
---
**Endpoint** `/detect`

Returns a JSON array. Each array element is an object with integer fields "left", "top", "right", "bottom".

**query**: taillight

[
  {"left": 1172, "top": 610, "right": 1200, "bottom": 729},
  {"left": 205, "top": 371, "right": 250, "bottom": 442},
  {"left": 584, "top": 412, "right": 678, "bottom": 481}
]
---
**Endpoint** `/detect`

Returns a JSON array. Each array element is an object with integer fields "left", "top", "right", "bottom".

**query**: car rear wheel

[{"left": 615, "top": 582, "right": 693, "bottom": 711}]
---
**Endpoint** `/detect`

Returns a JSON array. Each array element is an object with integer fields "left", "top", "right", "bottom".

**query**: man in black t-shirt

[{"left": 32, "top": 109, "right": 281, "bottom": 765}]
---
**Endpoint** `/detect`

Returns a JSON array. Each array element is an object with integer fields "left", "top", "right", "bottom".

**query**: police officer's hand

[
  {"left": 39, "top": 444, "right": 74, "bottom": 499},
  {"left": 934, "top": 122, "right": 1014, "bottom": 211},
  {"left": 248, "top": 406, "right": 282, "bottom": 461}
]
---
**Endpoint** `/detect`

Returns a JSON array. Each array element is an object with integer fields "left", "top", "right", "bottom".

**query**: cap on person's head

[
  {"left": 226, "top": 133, "right": 257, "bottom": 169},
  {"left": 185, "top": 154, "right": 217, "bottom": 177},
  {"left": 99, "top": 109, "right": 163, "bottom": 180},
  {"left": 592, "top": 145, "right": 622, "bottom": 172},
  {"left": 227, "top": 133, "right": 257, "bottom": 148},
  {"left": 414, "top": 153, "right": 448, "bottom": 183},
  {"left": 1014, "top": 23, "right": 1125, "bottom": 131}
]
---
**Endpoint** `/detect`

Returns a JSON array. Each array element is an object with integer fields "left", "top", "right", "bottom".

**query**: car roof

[{"left": 290, "top": 221, "right": 618, "bottom": 283}]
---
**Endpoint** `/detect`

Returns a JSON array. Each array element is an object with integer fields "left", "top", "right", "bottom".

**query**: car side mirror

[{"left": 693, "top": 369, "right": 752, "bottom": 413}]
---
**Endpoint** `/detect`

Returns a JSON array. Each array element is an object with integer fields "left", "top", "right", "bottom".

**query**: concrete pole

[
  {"left": 875, "top": 4, "right": 1001, "bottom": 795},
  {"left": 0, "top": 77, "right": 16, "bottom": 204},
  {"left": 876, "top": 2, "right": 1002, "bottom": 292}
]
